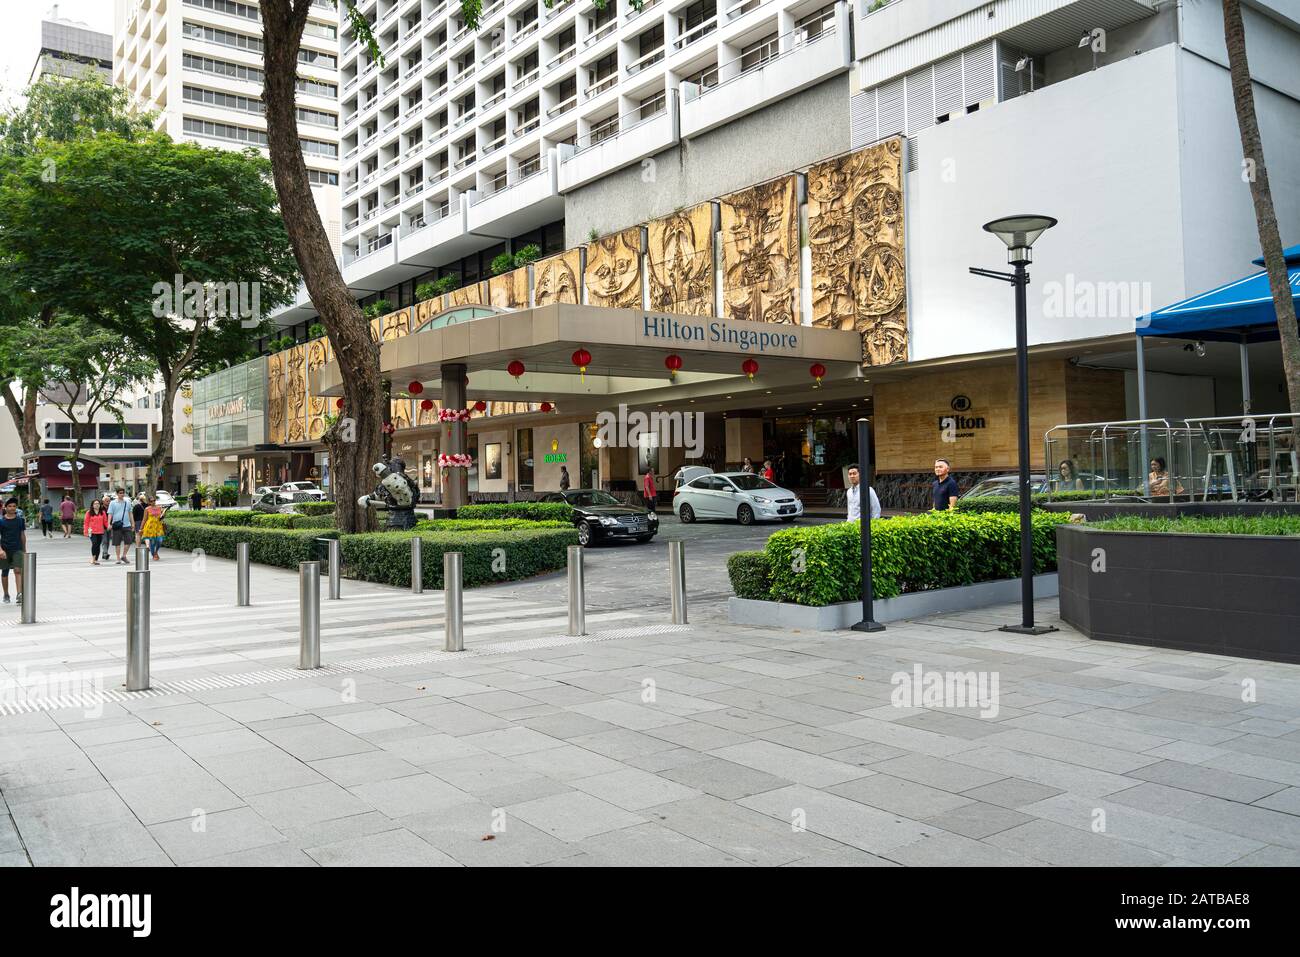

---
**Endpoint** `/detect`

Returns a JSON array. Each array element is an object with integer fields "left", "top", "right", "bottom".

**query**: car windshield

[
  {"left": 566, "top": 491, "right": 621, "bottom": 507},
  {"left": 727, "top": 474, "right": 777, "bottom": 491}
]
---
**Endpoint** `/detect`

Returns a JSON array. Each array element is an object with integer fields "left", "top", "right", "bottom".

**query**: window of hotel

[
  {"left": 516, "top": 428, "right": 534, "bottom": 491},
  {"left": 467, "top": 434, "right": 479, "bottom": 492},
  {"left": 796, "top": 3, "right": 836, "bottom": 39},
  {"left": 681, "top": 0, "right": 716, "bottom": 32},
  {"left": 589, "top": 2, "right": 616, "bottom": 30},
  {"left": 303, "top": 21, "right": 337, "bottom": 40},
  {"left": 740, "top": 33, "right": 779, "bottom": 72},
  {"left": 184, "top": 85, "right": 263, "bottom": 115},
  {"left": 590, "top": 52, "right": 617, "bottom": 84},
  {"left": 183, "top": 0, "right": 258, "bottom": 21},
  {"left": 307, "top": 169, "right": 339, "bottom": 186},
  {"left": 682, "top": 63, "right": 719, "bottom": 90},
  {"left": 557, "top": 75, "right": 576, "bottom": 101},
  {"left": 298, "top": 48, "right": 337, "bottom": 69},
  {"left": 640, "top": 91, "right": 666, "bottom": 119},
  {"left": 638, "top": 24, "right": 664, "bottom": 57},
  {"left": 557, "top": 26, "right": 576, "bottom": 51},
  {"left": 297, "top": 106, "right": 338, "bottom": 128},
  {"left": 183, "top": 21, "right": 262, "bottom": 53}
]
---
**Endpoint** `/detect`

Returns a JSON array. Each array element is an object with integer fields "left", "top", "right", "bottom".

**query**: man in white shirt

[{"left": 846, "top": 464, "right": 881, "bottom": 522}]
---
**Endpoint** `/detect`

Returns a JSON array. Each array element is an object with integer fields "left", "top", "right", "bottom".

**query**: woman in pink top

[
  {"left": 83, "top": 499, "right": 109, "bottom": 566},
  {"left": 642, "top": 470, "right": 657, "bottom": 514}
]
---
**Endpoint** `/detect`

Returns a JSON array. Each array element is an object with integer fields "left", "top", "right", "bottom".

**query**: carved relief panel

[
  {"left": 532, "top": 249, "right": 582, "bottom": 306},
  {"left": 718, "top": 175, "right": 799, "bottom": 325},
  {"left": 267, "top": 350, "right": 287, "bottom": 445},
  {"left": 807, "top": 137, "right": 908, "bottom": 366},
  {"left": 648, "top": 202, "right": 714, "bottom": 316},
  {"left": 488, "top": 267, "right": 529, "bottom": 310},
  {"left": 447, "top": 281, "right": 485, "bottom": 308},
  {"left": 285, "top": 343, "right": 307, "bottom": 444},
  {"left": 584, "top": 228, "right": 643, "bottom": 310},
  {"left": 306, "top": 337, "right": 332, "bottom": 442}
]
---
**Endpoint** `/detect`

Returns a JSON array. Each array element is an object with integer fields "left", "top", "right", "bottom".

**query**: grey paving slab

[
  {"left": 111, "top": 767, "right": 245, "bottom": 825},
  {"left": 569, "top": 767, "right": 701, "bottom": 811},
  {"left": 505, "top": 791, "right": 645, "bottom": 842},
  {"left": 828, "top": 774, "right": 976, "bottom": 819},
  {"left": 304, "top": 827, "right": 460, "bottom": 867},
  {"left": 986, "top": 819, "right": 1173, "bottom": 867},
  {"left": 649, "top": 794, "right": 844, "bottom": 866},
  {"left": 148, "top": 807, "right": 285, "bottom": 865},
  {"left": 1130, "top": 759, "right": 1288, "bottom": 803},
  {"left": 958, "top": 778, "right": 1064, "bottom": 809},
  {"left": 738, "top": 785, "right": 939, "bottom": 857},
  {"left": 708, "top": 741, "right": 871, "bottom": 788},
  {"left": 197, "top": 749, "right": 327, "bottom": 797},
  {"left": 245, "top": 782, "right": 375, "bottom": 828},
  {"left": 922, "top": 802, "right": 1035, "bottom": 840},
  {"left": 397, "top": 802, "right": 583, "bottom": 867},
  {"left": 574, "top": 822, "right": 749, "bottom": 866},
  {"left": 348, "top": 773, "right": 475, "bottom": 818},
  {"left": 659, "top": 757, "right": 793, "bottom": 800},
  {"left": 868, "top": 754, "right": 1007, "bottom": 794}
]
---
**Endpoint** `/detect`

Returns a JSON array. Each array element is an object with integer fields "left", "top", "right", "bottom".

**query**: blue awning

[{"left": 1137, "top": 244, "right": 1300, "bottom": 341}]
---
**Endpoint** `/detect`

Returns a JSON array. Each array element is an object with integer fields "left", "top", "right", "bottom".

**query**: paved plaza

[{"left": 2, "top": 532, "right": 1300, "bottom": 867}]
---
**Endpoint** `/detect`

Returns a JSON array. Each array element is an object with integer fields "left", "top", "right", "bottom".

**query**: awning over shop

[{"left": 1136, "top": 244, "right": 1300, "bottom": 342}]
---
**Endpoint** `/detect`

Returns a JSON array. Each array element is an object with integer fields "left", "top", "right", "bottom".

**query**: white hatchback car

[
  {"left": 674, "top": 472, "right": 803, "bottom": 525},
  {"left": 277, "top": 481, "right": 326, "bottom": 503}
]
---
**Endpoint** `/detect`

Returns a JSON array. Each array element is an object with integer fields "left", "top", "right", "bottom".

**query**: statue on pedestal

[{"left": 358, "top": 458, "right": 421, "bottom": 530}]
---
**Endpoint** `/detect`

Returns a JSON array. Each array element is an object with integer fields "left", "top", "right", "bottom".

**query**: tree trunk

[
  {"left": 1223, "top": 0, "right": 1300, "bottom": 454},
  {"left": 2, "top": 382, "right": 42, "bottom": 500},
  {"left": 260, "top": 0, "right": 382, "bottom": 532},
  {"left": 70, "top": 442, "right": 84, "bottom": 504}
]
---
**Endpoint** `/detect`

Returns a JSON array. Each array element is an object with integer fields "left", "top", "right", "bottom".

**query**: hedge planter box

[
  {"left": 1056, "top": 524, "right": 1300, "bottom": 663},
  {"left": 729, "top": 573, "right": 1059, "bottom": 631}
]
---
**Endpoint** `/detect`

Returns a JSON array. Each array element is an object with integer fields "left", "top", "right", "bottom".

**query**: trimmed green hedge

[
  {"left": 763, "top": 511, "right": 1074, "bottom": 606},
  {"left": 455, "top": 502, "right": 574, "bottom": 522},
  {"left": 295, "top": 501, "right": 336, "bottom": 516},
  {"left": 954, "top": 490, "right": 1141, "bottom": 514},
  {"left": 341, "top": 527, "right": 577, "bottom": 589},
  {"left": 414, "top": 518, "right": 571, "bottom": 532},
  {"left": 250, "top": 513, "right": 337, "bottom": 530},
  {"left": 727, "top": 551, "right": 772, "bottom": 600},
  {"left": 162, "top": 522, "right": 337, "bottom": 568},
  {"left": 166, "top": 509, "right": 256, "bottom": 526},
  {"left": 1089, "top": 515, "right": 1300, "bottom": 536}
]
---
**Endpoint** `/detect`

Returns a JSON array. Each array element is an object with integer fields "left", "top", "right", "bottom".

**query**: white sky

[{"left": 0, "top": 0, "right": 115, "bottom": 107}]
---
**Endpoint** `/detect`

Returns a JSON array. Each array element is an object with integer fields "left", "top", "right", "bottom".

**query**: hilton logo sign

[{"left": 939, "top": 395, "right": 986, "bottom": 440}]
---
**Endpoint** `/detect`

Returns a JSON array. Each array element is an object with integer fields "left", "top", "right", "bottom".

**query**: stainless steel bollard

[
  {"left": 567, "top": 545, "right": 585, "bottom": 636},
  {"left": 410, "top": 536, "right": 423, "bottom": 594},
  {"left": 298, "top": 561, "right": 321, "bottom": 669},
  {"left": 135, "top": 543, "right": 149, "bottom": 571},
  {"left": 126, "top": 570, "right": 150, "bottom": 691},
  {"left": 236, "top": 541, "right": 250, "bottom": 606},
  {"left": 20, "top": 552, "right": 36, "bottom": 624},
  {"left": 326, "top": 538, "right": 341, "bottom": 600},
  {"left": 669, "top": 541, "right": 688, "bottom": 625},
  {"left": 443, "top": 551, "right": 464, "bottom": 652}
]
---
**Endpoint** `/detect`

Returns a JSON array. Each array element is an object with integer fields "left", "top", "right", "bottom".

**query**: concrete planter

[
  {"left": 1056, "top": 524, "right": 1300, "bottom": 663},
  {"left": 728, "top": 574, "right": 1059, "bottom": 631}
]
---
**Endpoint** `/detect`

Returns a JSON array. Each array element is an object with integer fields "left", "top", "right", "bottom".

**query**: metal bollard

[
  {"left": 326, "top": 538, "right": 341, "bottom": 600},
  {"left": 135, "top": 543, "right": 149, "bottom": 571},
  {"left": 567, "top": 545, "right": 585, "bottom": 636},
  {"left": 410, "top": 536, "right": 423, "bottom": 594},
  {"left": 20, "top": 552, "right": 36, "bottom": 624},
  {"left": 669, "top": 541, "right": 688, "bottom": 625},
  {"left": 126, "top": 570, "right": 150, "bottom": 691},
  {"left": 443, "top": 551, "right": 464, "bottom": 652},
  {"left": 298, "top": 561, "right": 320, "bottom": 669},
  {"left": 236, "top": 541, "right": 250, "bottom": 606}
]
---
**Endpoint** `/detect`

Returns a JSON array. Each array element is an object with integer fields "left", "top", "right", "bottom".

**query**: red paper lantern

[
  {"left": 420, "top": 398, "right": 434, "bottom": 411},
  {"left": 507, "top": 359, "right": 526, "bottom": 380},
  {"left": 473, "top": 400, "right": 487, "bottom": 413},
  {"left": 664, "top": 354, "right": 683, "bottom": 379},
  {"left": 335, "top": 397, "right": 344, "bottom": 409},
  {"left": 408, "top": 380, "right": 424, "bottom": 395},
  {"left": 539, "top": 401, "right": 553, "bottom": 413},
  {"left": 809, "top": 362, "right": 826, "bottom": 387},
  {"left": 742, "top": 358, "right": 759, "bottom": 381},
  {"left": 571, "top": 348, "right": 591, "bottom": 381}
]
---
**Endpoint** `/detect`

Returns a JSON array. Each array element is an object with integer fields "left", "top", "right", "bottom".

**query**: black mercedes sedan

[{"left": 539, "top": 489, "right": 659, "bottom": 546}]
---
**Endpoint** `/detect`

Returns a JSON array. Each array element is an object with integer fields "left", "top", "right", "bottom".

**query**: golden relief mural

[
  {"left": 268, "top": 350, "right": 287, "bottom": 445},
  {"left": 391, "top": 397, "right": 413, "bottom": 431},
  {"left": 306, "top": 337, "right": 333, "bottom": 441},
  {"left": 285, "top": 344, "right": 307, "bottom": 444},
  {"left": 532, "top": 249, "right": 582, "bottom": 306},
  {"left": 585, "top": 228, "right": 643, "bottom": 310},
  {"left": 415, "top": 397, "right": 443, "bottom": 427},
  {"left": 648, "top": 202, "right": 715, "bottom": 316},
  {"left": 807, "top": 138, "right": 908, "bottom": 366},
  {"left": 448, "top": 281, "right": 485, "bottom": 308},
  {"left": 488, "top": 267, "right": 529, "bottom": 310},
  {"left": 719, "top": 176, "right": 800, "bottom": 325},
  {"left": 381, "top": 307, "right": 411, "bottom": 340},
  {"left": 413, "top": 295, "right": 444, "bottom": 329}
]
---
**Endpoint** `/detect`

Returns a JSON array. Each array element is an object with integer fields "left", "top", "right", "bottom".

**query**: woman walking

[
  {"left": 83, "top": 499, "right": 109, "bottom": 566},
  {"left": 59, "top": 494, "right": 75, "bottom": 538},
  {"left": 140, "top": 496, "right": 166, "bottom": 561}
]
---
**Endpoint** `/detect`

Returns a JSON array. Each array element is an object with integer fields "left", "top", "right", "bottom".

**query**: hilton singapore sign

[{"left": 641, "top": 314, "right": 800, "bottom": 353}]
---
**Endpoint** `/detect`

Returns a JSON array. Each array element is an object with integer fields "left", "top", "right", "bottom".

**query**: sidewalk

[{"left": 2, "top": 534, "right": 1299, "bottom": 866}]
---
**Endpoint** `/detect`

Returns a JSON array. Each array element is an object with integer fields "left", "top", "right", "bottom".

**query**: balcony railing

[
  {"left": 727, "top": 0, "right": 761, "bottom": 20},
  {"left": 483, "top": 88, "right": 507, "bottom": 110},
  {"left": 691, "top": 22, "right": 834, "bottom": 96},
  {"left": 383, "top": 195, "right": 401, "bottom": 210},
  {"left": 453, "top": 152, "right": 477, "bottom": 170},
  {"left": 583, "top": 21, "right": 617, "bottom": 49},
  {"left": 673, "top": 18, "right": 717, "bottom": 52},
  {"left": 584, "top": 73, "right": 617, "bottom": 99},
  {"left": 568, "top": 96, "right": 668, "bottom": 155},
  {"left": 625, "top": 0, "right": 661, "bottom": 22},
  {"left": 626, "top": 47, "right": 664, "bottom": 76},
  {"left": 512, "top": 67, "right": 540, "bottom": 93},
  {"left": 366, "top": 233, "right": 394, "bottom": 254},
  {"left": 546, "top": 95, "right": 576, "bottom": 118},
  {"left": 482, "top": 135, "right": 506, "bottom": 156},
  {"left": 483, "top": 44, "right": 505, "bottom": 66},
  {"left": 514, "top": 20, "right": 538, "bottom": 42},
  {"left": 546, "top": 47, "right": 576, "bottom": 72},
  {"left": 514, "top": 116, "right": 540, "bottom": 136},
  {"left": 453, "top": 107, "right": 477, "bottom": 128},
  {"left": 544, "top": 0, "right": 574, "bottom": 20}
]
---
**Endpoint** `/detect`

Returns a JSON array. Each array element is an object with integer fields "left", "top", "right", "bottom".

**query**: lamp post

[{"left": 970, "top": 215, "right": 1059, "bottom": 636}]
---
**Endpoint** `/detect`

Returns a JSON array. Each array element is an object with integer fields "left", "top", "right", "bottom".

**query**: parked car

[
  {"left": 539, "top": 489, "right": 658, "bottom": 546},
  {"left": 254, "top": 486, "right": 277, "bottom": 498},
  {"left": 674, "top": 472, "right": 803, "bottom": 525},
  {"left": 154, "top": 490, "right": 177, "bottom": 510},
  {"left": 673, "top": 465, "right": 713, "bottom": 490},
  {"left": 276, "top": 481, "right": 326, "bottom": 503},
  {"left": 252, "top": 490, "right": 297, "bottom": 514}
]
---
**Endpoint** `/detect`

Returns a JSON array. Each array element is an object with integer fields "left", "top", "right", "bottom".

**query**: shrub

[
  {"left": 764, "top": 511, "right": 1074, "bottom": 606},
  {"left": 295, "top": 501, "right": 336, "bottom": 516},
  {"left": 308, "top": 322, "right": 326, "bottom": 339},
  {"left": 1089, "top": 515, "right": 1300, "bottom": 536},
  {"left": 953, "top": 489, "right": 1140, "bottom": 514},
  {"left": 455, "top": 502, "right": 574, "bottom": 522},
  {"left": 728, "top": 551, "right": 772, "bottom": 600},
  {"left": 161, "top": 522, "right": 337, "bottom": 568},
  {"left": 414, "top": 518, "right": 570, "bottom": 532},
  {"left": 166, "top": 509, "right": 256, "bottom": 526},
  {"left": 490, "top": 252, "right": 515, "bottom": 275},
  {"left": 513, "top": 243, "right": 541, "bottom": 267},
  {"left": 250, "top": 513, "right": 337, "bottom": 530},
  {"left": 340, "top": 527, "right": 577, "bottom": 589}
]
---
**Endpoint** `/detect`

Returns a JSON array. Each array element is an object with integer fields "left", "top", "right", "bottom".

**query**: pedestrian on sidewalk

[
  {"left": 846, "top": 464, "right": 881, "bottom": 522},
  {"left": 39, "top": 498, "right": 54, "bottom": 538},
  {"left": 761, "top": 459, "right": 775, "bottom": 481},
  {"left": 108, "top": 488, "right": 134, "bottom": 565},
  {"left": 98, "top": 494, "right": 112, "bottom": 561},
  {"left": 140, "top": 496, "right": 165, "bottom": 561},
  {"left": 932, "top": 459, "right": 960, "bottom": 511},
  {"left": 83, "top": 499, "right": 109, "bottom": 566},
  {"left": 59, "top": 494, "right": 75, "bottom": 538},
  {"left": 559, "top": 465, "right": 570, "bottom": 491},
  {"left": 741, "top": 457, "right": 756, "bottom": 474},
  {"left": 132, "top": 493, "right": 146, "bottom": 537},
  {"left": 189, "top": 487, "right": 202, "bottom": 511},
  {"left": 0, "top": 498, "right": 26, "bottom": 605},
  {"left": 642, "top": 469, "right": 657, "bottom": 513}
]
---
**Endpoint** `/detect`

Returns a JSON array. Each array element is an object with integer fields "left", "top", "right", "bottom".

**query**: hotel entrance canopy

[{"left": 313, "top": 304, "right": 865, "bottom": 407}]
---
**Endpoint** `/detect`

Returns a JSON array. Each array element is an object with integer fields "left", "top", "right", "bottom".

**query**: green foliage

[
  {"left": 166, "top": 509, "right": 256, "bottom": 526},
  {"left": 211, "top": 485, "right": 239, "bottom": 507},
  {"left": 1089, "top": 515, "right": 1300, "bottom": 536},
  {"left": 867, "top": 0, "right": 891, "bottom": 11},
  {"left": 0, "top": 74, "right": 153, "bottom": 157},
  {"left": 162, "top": 522, "right": 337, "bottom": 568},
  {"left": 763, "top": 511, "right": 1074, "bottom": 606},
  {"left": 727, "top": 551, "right": 773, "bottom": 600},
  {"left": 587, "top": 227, "right": 599, "bottom": 242},
  {"left": 363, "top": 299, "right": 393, "bottom": 319},
  {"left": 340, "top": 527, "right": 577, "bottom": 589},
  {"left": 455, "top": 502, "right": 574, "bottom": 522},
  {"left": 294, "top": 501, "right": 337, "bottom": 516},
  {"left": 308, "top": 322, "right": 327, "bottom": 339},
  {"left": 270, "top": 335, "right": 296, "bottom": 351},
  {"left": 513, "top": 243, "right": 541, "bottom": 267},
  {"left": 431, "top": 276, "right": 458, "bottom": 295},
  {"left": 415, "top": 282, "right": 440, "bottom": 302},
  {"left": 490, "top": 252, "right": 515, "bottom": 276},
  {"left": 250, "top": 513, "right": 337, "bottom": 530},
  {"left": 414, "top": 518, "right": 571, "bottom": 532}
]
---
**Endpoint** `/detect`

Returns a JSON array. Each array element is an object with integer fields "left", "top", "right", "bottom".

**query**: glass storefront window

[{"left": 516, "top": 428, "right": 533, "bottom": 491}]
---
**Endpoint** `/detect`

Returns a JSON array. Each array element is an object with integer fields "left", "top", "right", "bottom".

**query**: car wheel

[
  {"left": 577, "top": 521, "right": 592, "bottom": 546},
  {"left": 737, "top": 504, "right": 755, "bottom": 526},
  {"left": 678, "top": 503, "right": 695, "bottom": 523}
]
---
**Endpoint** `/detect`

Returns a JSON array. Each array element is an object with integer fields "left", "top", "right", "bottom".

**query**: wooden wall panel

[
  {"left": 718, "top": 175, "right": 799, "bottom": 325},
  {"left": 647, "top": 202, "right": 714, "bottom": 316},
  {"left": 488, "top": 267, "right": 529, "bottom": 310},
  {"left": 807, "top": 137, "right": 907, "bottom": 366},
  {"left": 533, "top": 249, "right": 582, "bottom": 306},
  {"left": 584, "top": 228, "right": 643, "bottom": 309}
]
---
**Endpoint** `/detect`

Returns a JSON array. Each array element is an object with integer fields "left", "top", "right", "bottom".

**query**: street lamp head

[{"left": 982, "top": 215, "right": 1057, "bottom": 265}]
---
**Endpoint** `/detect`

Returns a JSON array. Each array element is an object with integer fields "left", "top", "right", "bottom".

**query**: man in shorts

[
  {"left": 0, "top": 498, "right": 27, "bottom": 604},
  {"left": 107, "top": 488, "right": 135, "bottom": 565}
]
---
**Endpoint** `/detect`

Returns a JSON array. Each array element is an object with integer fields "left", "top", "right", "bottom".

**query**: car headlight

[
  {"left": 752, "top": 496, "right": 772, "bottom": 504},
  {"left": 648, "top": 513, "right": 658, "bottom": 522},
  {"left": 600, "top": 517, "right": 619, "bottom": 526}
]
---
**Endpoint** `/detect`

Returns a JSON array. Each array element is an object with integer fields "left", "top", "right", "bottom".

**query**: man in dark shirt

[
  {"left": 0, "top": 498, "right": 27, "bottom": 604},
  {"left": 932, "top": 459, "right": 959, "bottom": 510}
]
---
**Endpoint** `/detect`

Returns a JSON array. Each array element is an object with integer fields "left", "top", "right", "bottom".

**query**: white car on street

[
  {"left": 276, "top": 481, "right": 326, "bottom": 503},
  {"left": 674, "top": 471, "right": 803, "bottom": 525}
]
